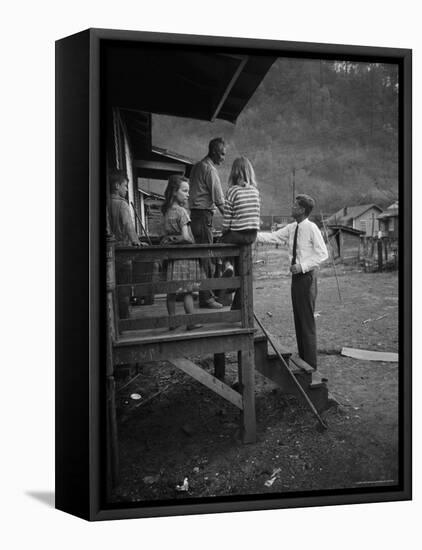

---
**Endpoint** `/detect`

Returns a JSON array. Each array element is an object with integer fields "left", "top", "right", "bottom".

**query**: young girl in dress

[
  {"left": 220, "top": 156, "right": 260, "bottom": 309},
  {"left": 161, "top": 175, "right": 203, "bottom": 331}
]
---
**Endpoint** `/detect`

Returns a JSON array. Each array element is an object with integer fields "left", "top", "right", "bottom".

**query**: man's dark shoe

[{"left": 186, "top": 323, "right": 203, "bottom": 331}]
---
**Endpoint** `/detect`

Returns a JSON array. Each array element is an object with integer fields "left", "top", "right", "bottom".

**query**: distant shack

[
  {"left": 326, "top": 204, "right": 383, "bottom": 237},
  {"left": 326, "top": 225, "right": 365, "bottom": 262},
  {"left": 378, "top": 201, "right": 399, "bottom": 240},
  {"left": 325, "top": 201, "right": 399, "bottom": 270}
]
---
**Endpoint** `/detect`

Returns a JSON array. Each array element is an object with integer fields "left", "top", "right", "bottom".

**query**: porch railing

[{"left": 106, "top": 242, "right": 254, "bottom": 339}]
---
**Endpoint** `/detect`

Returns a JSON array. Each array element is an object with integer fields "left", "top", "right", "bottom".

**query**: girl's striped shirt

[{"left": 222, "top": 183, "right": 260, "bottom": 231}]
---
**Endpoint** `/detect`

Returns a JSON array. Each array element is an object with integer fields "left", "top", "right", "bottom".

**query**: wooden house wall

[
  {"left": 341, "top": 231, "right": 361, "bottom": 260},
  {"left": 379, "top": 216, "right": 399, "bottom": 240},
  {"left": 144, "top": 199, "right": 163, "bottom": 237},
  {"left": 122, "top": 129, "right": 137, "bottom": 229},
  {"left": 353, "top": 208, "right": 380, "bottom": 236},
  {"left": 328, "top": 233, "right": 340, "bottom": 258}
]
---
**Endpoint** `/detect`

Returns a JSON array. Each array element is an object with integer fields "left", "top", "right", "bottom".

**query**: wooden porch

[{"left": 106, "top": 242, "right": 329, "bottom": 487}]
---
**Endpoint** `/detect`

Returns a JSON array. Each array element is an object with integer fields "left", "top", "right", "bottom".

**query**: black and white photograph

[
  {"left": 4, "top": 0, "right": 421, "bottom": 545},
  {"left": 103, "top": 36, "right": 406, "bottom": 507}
]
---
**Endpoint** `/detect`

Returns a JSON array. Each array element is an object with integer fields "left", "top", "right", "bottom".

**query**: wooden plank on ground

[
  {"left": 341, "top": 347, "right": 398, "bottom": 362},
  {"left": 171, "top": 358, "right": 243, "bottom": 410}
]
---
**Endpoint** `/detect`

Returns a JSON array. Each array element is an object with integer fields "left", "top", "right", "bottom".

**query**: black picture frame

[{"left": 55, "top": 28, "right": 412, "bottom": 521}]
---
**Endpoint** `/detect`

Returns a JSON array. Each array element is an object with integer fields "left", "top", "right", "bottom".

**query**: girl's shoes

[
  {"left": 186, "top": 324, "right": 203, "bottom": 331},
  {"left": 222, "top": 262, "right": 234, "bottom": 277}
]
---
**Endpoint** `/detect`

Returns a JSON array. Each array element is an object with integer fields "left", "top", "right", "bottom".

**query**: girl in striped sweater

[{"left": 220, "top": 156, "right": 260, "bottom": 308}]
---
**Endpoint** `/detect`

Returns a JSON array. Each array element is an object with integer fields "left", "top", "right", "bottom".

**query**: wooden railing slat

[
  {"left": 115, "top": 244, "right": 240, "bottom": 262},
  {"left": 117, "top": 276, "right": 240, "bottom": 294},
  {"left": 119, "top": 310, "right": 241, "bottom": 331}
]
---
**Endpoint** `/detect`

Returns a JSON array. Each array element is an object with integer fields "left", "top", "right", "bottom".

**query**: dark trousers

[
  {"left": 190, "top": 209, "right": 215, "bottom": 305},
  {"left": 220, "top": 229, "right": 257, "bottom": 310},
  {"left": 291, "top": 270, "right": 318, "bottom": 369}
]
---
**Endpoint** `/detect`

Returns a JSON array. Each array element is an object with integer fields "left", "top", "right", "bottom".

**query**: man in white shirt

[{"left": 256, "top": 194, "right": 328, "bottom": 369}]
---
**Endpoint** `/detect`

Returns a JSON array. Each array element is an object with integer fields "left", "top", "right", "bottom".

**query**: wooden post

[
  {"left": 106, "top": 373, "right": 119, "bottom": 489},
  {"left": 106, "top": 239, "right": 119, "bottom": 487},
  {"left": 238, "top": 243, "right": 256, "bottom": 442},
  {"left": 292, "top": 168, "right": 296, "bottom": 204},
  {"left": 377, "top": 239, "right": 383, "bottom": 271},
  {"left": 238, "top": 348, "right": 256, "bottom": 443},
  {"left": 214, "top": 353, "right": 226, "bottom": 381},
  {"left": 239, "top": 245, "right": 254, "bottom": 329}
]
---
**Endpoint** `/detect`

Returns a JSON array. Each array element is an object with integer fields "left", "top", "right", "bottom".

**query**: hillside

[{"left": 152, "top": 57, "right": 399, "bottom": 216}]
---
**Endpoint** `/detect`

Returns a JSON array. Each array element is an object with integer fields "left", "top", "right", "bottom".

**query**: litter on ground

[
  {"left": 362, "top": 313, "right": 389, "bottom": 325},
  {"left": 264, "top": 467, "right": 282, "bottom": 487},
  {"left": 175, "top": 478, "right": 189, "bottom": 492}
]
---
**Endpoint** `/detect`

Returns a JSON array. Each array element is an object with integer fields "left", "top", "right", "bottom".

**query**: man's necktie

[{"left": 291, "top": 224, "right": 299, "bottom": 265}]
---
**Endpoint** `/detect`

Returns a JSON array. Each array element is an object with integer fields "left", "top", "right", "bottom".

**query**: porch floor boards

[{"left": 117, "top": 297, "right": 250, "bottom": 344}]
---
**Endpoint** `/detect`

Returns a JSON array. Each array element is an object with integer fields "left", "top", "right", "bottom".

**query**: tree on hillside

[{"left": 152, "top": 57, "right": 398, "bottom": 215}]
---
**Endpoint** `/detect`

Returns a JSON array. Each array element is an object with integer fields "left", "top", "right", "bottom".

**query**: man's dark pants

[
  {"left": 291, "top": 270, "right": 318, "bottom": 369},
  {"left": 190, "top": 209, "right": 216, "bottom": 306}
]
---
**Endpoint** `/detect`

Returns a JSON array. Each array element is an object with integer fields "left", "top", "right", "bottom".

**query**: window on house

[{"left": 359, "top": 220, "right": 367, "bottom": 233}]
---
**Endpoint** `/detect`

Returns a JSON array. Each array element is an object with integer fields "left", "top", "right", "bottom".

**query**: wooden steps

[{"left": 253, "top": 331, "right": 329, "bottom": 412}]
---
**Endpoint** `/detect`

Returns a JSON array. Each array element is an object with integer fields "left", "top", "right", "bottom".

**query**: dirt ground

[{"left": 111, "top": 248, "right": 399, "bottom": 503}]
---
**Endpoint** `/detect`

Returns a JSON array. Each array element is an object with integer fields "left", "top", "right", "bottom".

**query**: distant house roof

[
  {"left": 327, "top": 204, "right": 382, "bottom": 225},
  {"left": 378, "top": 201, "right": 399, "bottom": 220},
  {"left": 327, "top": 224, "right": 365, "bottom": 236}
]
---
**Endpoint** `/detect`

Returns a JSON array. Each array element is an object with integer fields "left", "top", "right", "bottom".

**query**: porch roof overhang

[
  {"left": 134, "top": 145, "right": 194, "bottom": 180},
  {"left": 104, "top": 42, "right": 276, "bottom": 123}
]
